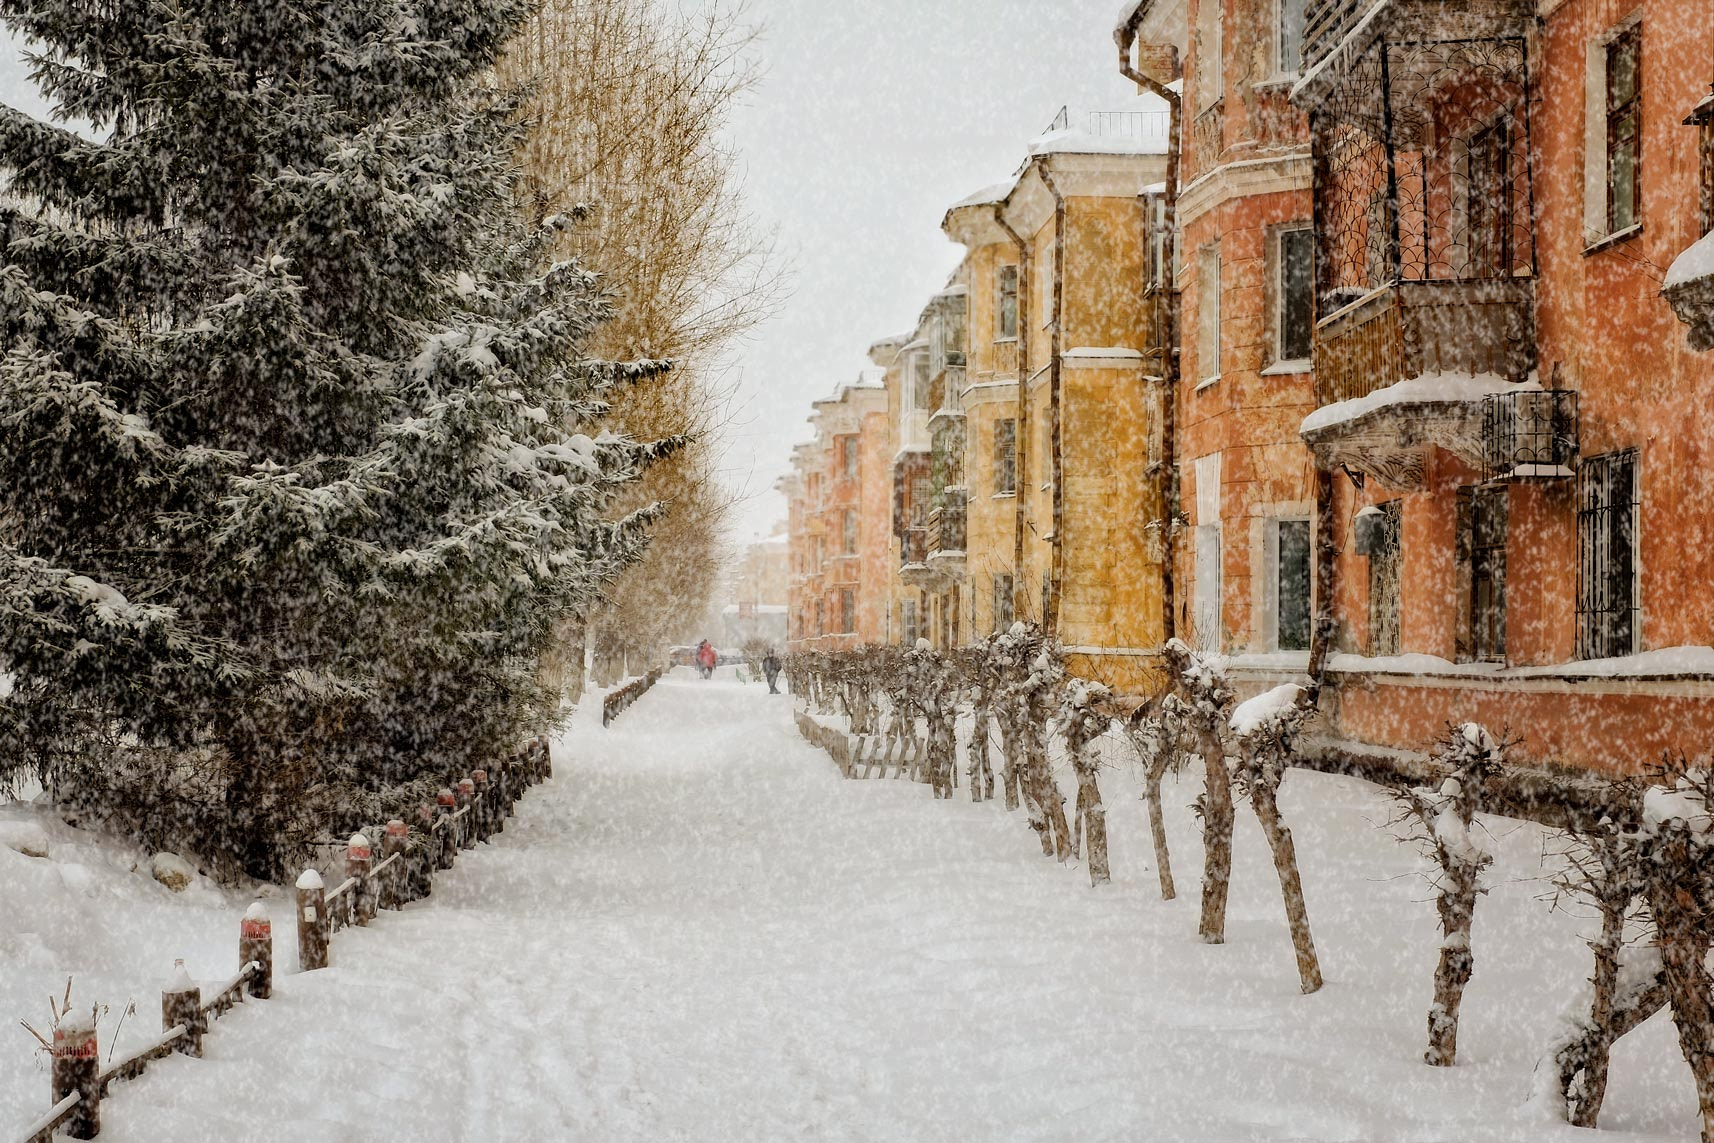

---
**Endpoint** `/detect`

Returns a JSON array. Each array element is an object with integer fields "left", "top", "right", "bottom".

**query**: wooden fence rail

[
  {"left": 11, "top": 737, "right": 555, "bottom": 1143},
  {"left": 603, "top": 668, "right": 663, "bottom": 727}
]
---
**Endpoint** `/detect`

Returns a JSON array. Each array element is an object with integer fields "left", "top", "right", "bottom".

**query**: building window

[
  {"left": 1607, "top": 26, "right": 1642, "bottom": 235},
  {"left": 911, "top": 352, "right": 933, "bottom": 411},
  {"left": 1460, "top": 485, "right": 1507, "bottom": 662},
  {"left": 1195, "top": 525, "right": 1222, "bottom": 650},
  {"left": 815, "top": 599, "right": 825, "bottom": 636},
  {"left": 1274, "top": 227, "right": 1314, "bottom": 365},
  {"left": 1367, "top": 501, "right": 1402, "bottom": 657},
  {"left": 910, "top": 474, "right": 932, "bottom": 527},
  {"left": 842, "top": 509, "right": 857, "bottom": 556},
  {"left": 1692, "top": 88, "right": 1714, "bottom": 234},
  {"left": 902, "top": 598, "right": 919, "bottom": 646},
  {"left": 994, "top": 418, "right": 1017, "bottom": 494},
  {"left": 1275, "top": 519, "right": 1311, "bottom": 651},
  {"left": 1146, "top": 194, "right": 1171, "bottom": 290},
  {"left": 1578, "top": 449, "right": 1639, "bottom": 660},
  {"left": 841, "top": 436, "right": 857, "bottom": 480},
  {"left": 1277, "top": 0, "right": 1305, "bottom": 76},
  {"left": 1197, "top": 245, "right": 1221, "bottom": 383},
  {"left": 992, "top": 573, "right": 1014, "bottom": 633},
  {"left": 1197, "top": 0, "right": 1222, "bottom": 110},
  {"left": 996, "top": 265, "right": 1019, "bottom": 339}
]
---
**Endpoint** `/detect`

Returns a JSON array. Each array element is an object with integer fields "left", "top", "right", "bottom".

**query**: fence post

[
  {"left": 296, "top": 869, "right": 328, "bottom": 971},
  {"left": 382, "top": 820, "right": 408, "bottom": 909},
  {"left": 456, "top": 778, "right": 475, "bottom": 849},
  {"left": 413, "top": 804, "right": 435, "bottom": 896},
  {"left": 51, "top": 1011, "right": 99, "bottom": 1139},
  {"left": 541, "top": 739, "right": 553, "bottom": 781},
  {"left": 436, "top": 789, "right": 457, "bottom": 868},
  {"left": 241, "top": 901, "right": 272, "bottom": 999},
  {"left": 346, "top": 833, "right": 375, "bottom": 926},
  {"left": 161, "top": 959, "right": 203, "bottom": 1057},
  {"left": 471, "top": 769, "right": 491, "bottom": 841},
  {"left": 499, "top": 757, "right": 516, "bottom": 818}
]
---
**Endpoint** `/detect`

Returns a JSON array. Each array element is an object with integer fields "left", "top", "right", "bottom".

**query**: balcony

[
  {"left": 898, "top": 525, "right": 941, "bottom": 589},
  {"left": 1664, "top": 231, "right": 1714, "bottom": 352},
  {"left": 1299, "top": 0, "right": 1534, "bottom": 88},
  {"left": 1482, "top": 389, "right": 1578, "bottom": 480},
  {"left": 927, "top": 366, "right": 965, "bottom": 431},
  {"left": 1299, "top": 29, "right": 1538, "bottom": 488},
  {"left": 926, "top": 498, "right": 967, "bottom": 581}
]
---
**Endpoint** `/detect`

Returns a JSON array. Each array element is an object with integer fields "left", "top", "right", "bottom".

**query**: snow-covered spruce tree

[
  {"left": 1399, "top": 723, "right": 1505, "bottom": 1066},
  {"left": 1229, "top": 683, "right": 1322, "bottom": 994},
  {"left": 0, "top": 0, "right": 671, "bottom": 876}
]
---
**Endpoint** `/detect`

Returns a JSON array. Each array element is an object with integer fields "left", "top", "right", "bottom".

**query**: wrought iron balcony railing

[{"left": 1482, "top": 389, "right": 1577, "bottom": 479}]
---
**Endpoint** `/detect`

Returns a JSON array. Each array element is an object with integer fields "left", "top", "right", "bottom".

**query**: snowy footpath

[{"left": 0, "top": 669, "right": 1702, "bottom": 1141}]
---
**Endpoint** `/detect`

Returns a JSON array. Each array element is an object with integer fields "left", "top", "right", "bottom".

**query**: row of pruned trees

[{"left": 792, "top": 631, "right": 1714, "bottom": 1142}]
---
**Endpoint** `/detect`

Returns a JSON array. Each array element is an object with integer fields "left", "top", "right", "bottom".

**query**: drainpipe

[
  {"left": 993, "top": 204, "right": 1032, "bottom": 624},
  {"left": 1116, "top": 16, "right": 1181, "bottom": 645},
  {"left": 1038, "top": 160, "right": 1068, "bottom": 640}
]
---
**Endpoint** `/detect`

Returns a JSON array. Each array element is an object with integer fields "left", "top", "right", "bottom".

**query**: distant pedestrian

[
  {"left": 762, "top": 651, "right": 781, "bottom": 694},
  {"left": 696, "top": 640, "right": 717, "bottom": 679}
]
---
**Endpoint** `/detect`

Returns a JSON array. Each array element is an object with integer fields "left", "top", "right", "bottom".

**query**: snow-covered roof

[
  {"left": 1664, "top": 230, "right": 1714, "bottom": 290},
  {"left": 949, "top": 180, "right": 1016, "bottom": 211},
  {"left": 1026, "top": 126, "right": 1169, "bottom": 158},
  {"left": 1300, "top": 372, "right": 1525, "bottom": 436},
  {"left": 1142, "top": 181, "right": 1167, "bottom": 195}
]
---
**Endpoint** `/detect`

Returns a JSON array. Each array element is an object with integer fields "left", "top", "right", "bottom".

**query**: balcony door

[
  {"left": 1464, "top": 115, "right": 1512, "bottom": 280},
  {"left": 1367, "top": 501, "right": 1401, "bottom": 657}
]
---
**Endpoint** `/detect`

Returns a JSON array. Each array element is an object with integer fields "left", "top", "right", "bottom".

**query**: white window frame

[
  {"left": 1268, "top": 224, "right": 1314, "bottom": 371},
  {"left": 1275, "top": 0, "right": 1306, "bottom": 80},
  {"left": 1260, "top": 514, "right": 1314, "bottom": 652},
  {"left": 1583, "top": 13, "right": 1645, "bottom": 247},
  {"left": 1197, "top": 0, "right": 1223, "bottom": 111},
  {"left": 1193, "top": 453, "right": 1222, "bottom": 652},
  {"left": 1197, "top": 244, "right": 1222, "bottom": 386},
  {"left": 996, "top": 264, "right": 1019, "bottom": 340}
]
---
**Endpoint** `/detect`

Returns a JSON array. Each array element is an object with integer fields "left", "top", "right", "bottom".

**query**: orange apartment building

[
  {"left": 780, "top": 380, "right": 892, "bottom": 651},
  {"left": 1279, "top": 0, "right": 1714, "bottom": 771},
  {"left": 1117, "top": 0, "right": 1321, "bottom": 663}
]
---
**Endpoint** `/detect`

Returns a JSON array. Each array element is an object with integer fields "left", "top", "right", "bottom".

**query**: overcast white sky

[{"left": 0, "top": 3, "right": 1162, "bottom": 548}]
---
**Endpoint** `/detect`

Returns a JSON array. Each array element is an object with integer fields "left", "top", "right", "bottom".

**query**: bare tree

[
  {"left": 499, "top": 0, "right": 785, "bottom": 676},
  {"left": 1397, "top": 723, "right": 1506, "bottom": 1067},
  {"left": 1161, "top": 639, "right": 1237, "bottom": 943},
  {"left": 1230, "top": 684, "right": 1322, "bottom": 994}
]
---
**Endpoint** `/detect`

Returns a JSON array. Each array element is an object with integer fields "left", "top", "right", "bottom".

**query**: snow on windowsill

[{"left": 1300, "top": 371, "right": 1527, "bottom": 436}]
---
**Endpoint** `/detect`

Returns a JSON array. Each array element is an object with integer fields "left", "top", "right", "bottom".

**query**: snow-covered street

[{"left": 0, "top": 669, "right": 1700, "bottom": 1141}]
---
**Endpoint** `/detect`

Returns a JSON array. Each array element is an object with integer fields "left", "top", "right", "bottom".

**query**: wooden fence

[
  {"left": 13, "top": 738, "right": 554, "bottom": 1143},
  {"left": 602, "top": 668, "right": 662, "bottom": 727},
  {"left": 794, "top": 712, "right": 932, "bottom": 783}
]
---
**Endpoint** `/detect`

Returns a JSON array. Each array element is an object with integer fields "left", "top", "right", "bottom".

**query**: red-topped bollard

[
  {"left": 346, "top": 832, "right": 375, "bottom": 926},
  {"left": 241, "top": 901, "right": 272, "bottom": 999},
  {"left": 296, "top": 869, "right": 328, "bottom": 971},
  {"left": 382, "top": 819, "right": 408, "bottom": 909},
  {"left": 436, "top": 788, "right": 457, "bottom": 868},
  {"left": 161, "top": 959, "right": 203, "bottom": 1057},
  {"left": 471, "top": 770, "right": 491, "bottom": 841},
  {"left": 456, "top": 778, "right": 476, "bottom": 849},
  {"left": 51, "top": 1009, "right": 99, "bottom": 1139}
]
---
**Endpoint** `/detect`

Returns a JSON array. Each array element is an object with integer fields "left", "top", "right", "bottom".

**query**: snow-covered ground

[{"left": 0, "top": 668, "right": 1700, "bottom": 1141}]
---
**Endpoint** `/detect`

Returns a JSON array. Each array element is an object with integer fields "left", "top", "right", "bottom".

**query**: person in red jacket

[{"left": 695, "top": 640, "right": 717, "bottom": 679}]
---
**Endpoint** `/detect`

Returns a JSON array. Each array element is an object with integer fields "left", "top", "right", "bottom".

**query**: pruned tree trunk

[
  {"left": 1646, "top": 835, "right": 1714, "bottom": 1143},
  {"left": 1426, "top": 866, "right": 1479, "bottom": 1066},
  {"left": 1197, "top": 728, "right": 1234, "bottom": 944},
  {"left": 1145, "top": 758, "right": 1176, "bottom": 901},
  {"left": 1539, "top": 954, "right": 1666, "bottom": 1127},
  {"left": 1250, "top": 770, "right": 1321, "bottom": 993},
  {"left": 1076, "top": 776, "right": 1110, "bottom": 886}
]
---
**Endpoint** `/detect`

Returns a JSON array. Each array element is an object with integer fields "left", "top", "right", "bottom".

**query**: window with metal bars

[
  {"left": 1577, "top": 449, "right": 1639, "bottom": 660},
  {"left": 992, "top": 574, "right": 1014, "bottom": 633},
  {"left": 1367, "top": 501, "right": 1401, "bottom": 657},
  {"left": 1460, "top": 485, "right": 1507, "bottom": 662}
]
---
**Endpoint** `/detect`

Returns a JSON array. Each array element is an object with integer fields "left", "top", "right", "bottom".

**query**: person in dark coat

[{"left": 762, "top": 651, "right": 781, "bottom": 694}]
